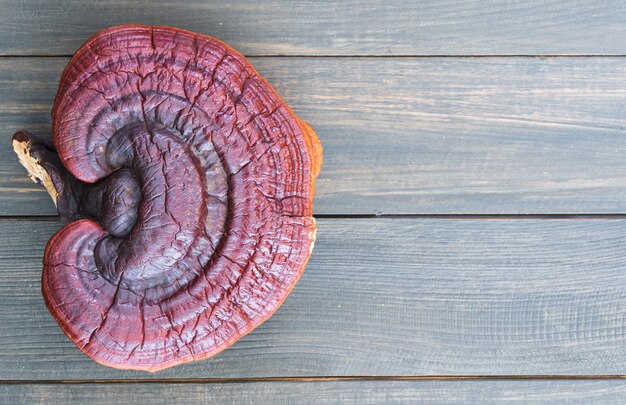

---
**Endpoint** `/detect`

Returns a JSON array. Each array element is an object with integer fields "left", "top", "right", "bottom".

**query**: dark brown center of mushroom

[{"left": 90, "top": 121, "right": 227, "bottom": 301}]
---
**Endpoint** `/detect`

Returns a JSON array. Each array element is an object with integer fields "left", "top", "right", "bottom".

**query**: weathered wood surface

[
  {"left": 1, "top": 218, "right": 624, "bottom": 380},
  {"left": 1, "top": 1, "right": 626, "bottom": 56},
  {"left": 2, "top": 380, "right": 625, "bottom": 405},
  {"left": 2, "top": 2, "right": 625, "bottom": 402},
  {"left": 4, "top": 57, "right": 626, "bottom": 215}
]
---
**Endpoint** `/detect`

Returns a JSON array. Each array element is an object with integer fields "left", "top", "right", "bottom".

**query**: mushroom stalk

[{"left": 12, "top": 130, "right": 140, "bottom": 236}]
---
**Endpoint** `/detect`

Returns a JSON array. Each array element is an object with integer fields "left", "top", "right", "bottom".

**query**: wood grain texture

[
  {"left": 2, "top": 380, "right": 626, "bottom": 405},
  {"left": 1, "top": 218, "right": 625, "bottom": 379},
  {"left": 1, "top": 1, "right": 626, "bottom": 56},
  {"left": 3, "top": 57, "right": 626, "bottom": 215}
]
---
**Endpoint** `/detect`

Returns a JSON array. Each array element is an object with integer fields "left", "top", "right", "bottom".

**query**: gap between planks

[
  {"left": 6, "top": 54, "right": 626, "bottom": 59},
  {"left": 8, "top": 214, "right": 626, "bottom": 221},
  {"left": 1, "top": 375, "right": 625, "bottom": 385}
]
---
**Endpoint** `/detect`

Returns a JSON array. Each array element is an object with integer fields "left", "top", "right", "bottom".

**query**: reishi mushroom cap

[{"left": 14, "top": 25, "right": 322, "bottom": 371}]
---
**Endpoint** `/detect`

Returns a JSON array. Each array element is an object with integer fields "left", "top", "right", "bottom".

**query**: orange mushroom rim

[{"left": 12, "top": 25, "right": 322, "bottom": 371}]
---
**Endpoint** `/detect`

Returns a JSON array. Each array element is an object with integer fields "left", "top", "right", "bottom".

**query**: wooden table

[{"left": 1, "top": 1, "right": 625, "bottom": 403}]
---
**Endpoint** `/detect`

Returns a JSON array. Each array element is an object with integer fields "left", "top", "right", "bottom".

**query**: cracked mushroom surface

[{"left": 12, "top": 25, "right": 322, "bottom": 371}]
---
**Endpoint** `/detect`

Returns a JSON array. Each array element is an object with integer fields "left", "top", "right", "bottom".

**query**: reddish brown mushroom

[{"left": 12, "top": 25, "right": 322, "bottom": 371}]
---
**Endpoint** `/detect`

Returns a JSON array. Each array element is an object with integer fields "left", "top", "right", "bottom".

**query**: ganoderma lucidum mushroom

[{"left": 12, "top": 25, "right": 322, "bottom": 371}]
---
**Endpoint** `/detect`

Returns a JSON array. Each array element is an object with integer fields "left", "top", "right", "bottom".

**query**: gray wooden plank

[
  {"left": 1, "top": 1, "right": 626, "bottom": 56},
  {"left": 2, "top": 380, "right": 626, "bottom": 405},
  {"left": 1, "top": 218, "right": 625, "bottom": 379},
  {"left": 3, "top": 57, "right": 626, "bottom": 215}
]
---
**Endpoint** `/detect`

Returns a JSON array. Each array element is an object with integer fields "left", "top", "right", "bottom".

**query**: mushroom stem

[
  {"left": 12, "top": 130, "right": 82, "bottom": 221},
  {"left": 12, "top": 130, "right": 140, "bottom": 236}
]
